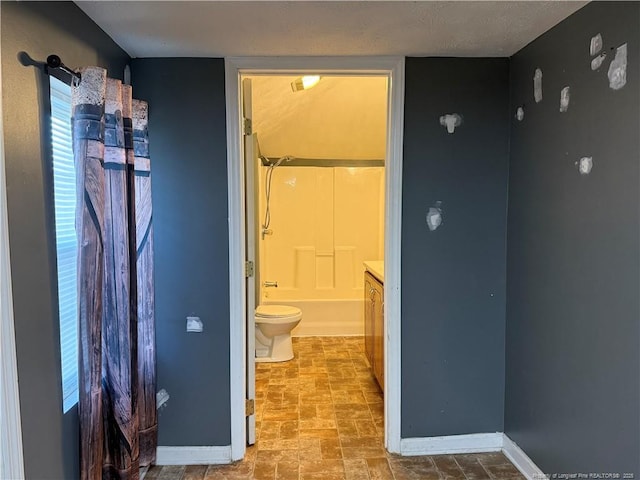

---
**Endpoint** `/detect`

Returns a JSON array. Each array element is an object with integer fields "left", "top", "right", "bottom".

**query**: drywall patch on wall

[
  {"left": 590, "top": 33, "right": 606, "bottom": 71},
  {"left": 591, "top": 53, "right": 607, "bottom": 71},
  {"left": 590, "top": 33, "right": 603, "bottom": 55},
  {"left": 515, "top": 106, "right": 525, "bottom": 122},
  {"left": 608, "top": 43, "right": 628, "bottom": 90},
  {"left": 439, "top": 114, "right": 462, "bottom": 134},
  {"left": 560, "top": 87, "right": 570, "bottom": 112},
  {"left": 533, "top": 68, "right": 543, "bottom": 103},
  {"left": 157, "top": 388, "right": 170, "bottom": 409},
  {"left": 186, "top": 316, "right": 203, "bottom": 333},
  {"left": 577, "top": 156, "right": 593, "bottom": 175},
  {"left": 426, "top": 202, "right": 444, "bottom": 231}
]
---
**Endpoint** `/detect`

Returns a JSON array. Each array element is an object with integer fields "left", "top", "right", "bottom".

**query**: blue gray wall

[
  {"left": 506, "top": 1, "right": 640, "bottom": 474},
  {"left": 401, "top": 58, "right": 510, "bottom": 437},
  {"left": 1, "top": 2, "right": 129, "bottom": 478},
  {"left": 130, "top": 58, "right": 231, "bottom": 446},
  {"left": 4, "top": 0, "right": 638, "bottom": 474}
]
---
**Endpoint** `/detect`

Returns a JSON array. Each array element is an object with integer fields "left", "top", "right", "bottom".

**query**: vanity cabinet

[{"left": 364, "top": 271, "right": 384, "bottom": 391}]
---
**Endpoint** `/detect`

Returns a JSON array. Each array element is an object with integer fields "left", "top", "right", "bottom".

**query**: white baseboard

[
  {"left": 155, "top": 446, "right": 232, "bottom": 465},
  {"left": 153, "top": 435, "right": 542, "bottom": 478},
  {"left": 400, "top": 433, "right": 503, "bottom": 455},
  {"left": 399, "top": 433, "right": 543, "bottom": 480},
  {"left": 502, "top": 434, "right": 545, "bottom": 480}
]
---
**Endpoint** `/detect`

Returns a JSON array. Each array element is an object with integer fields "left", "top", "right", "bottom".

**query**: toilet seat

[{"left": 256, "top": 305, "right": 302, "bottom": 320}]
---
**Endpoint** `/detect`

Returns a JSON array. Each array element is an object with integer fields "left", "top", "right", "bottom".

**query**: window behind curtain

[{"left": 50, "top": 76, "right": 78, "bottom": 413}]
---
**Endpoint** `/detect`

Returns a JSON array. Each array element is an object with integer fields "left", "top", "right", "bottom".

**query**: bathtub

[
  {"left": 261, "top": 296, "right": 364, "bottom": 337},
  {"left": 256, "top": 164, "right": 383, "bottom": 337}
]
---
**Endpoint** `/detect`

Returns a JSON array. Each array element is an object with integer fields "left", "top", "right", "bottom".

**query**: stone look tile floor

[{"left": 144, "top": 337, "right": 525, "bottom": 480}]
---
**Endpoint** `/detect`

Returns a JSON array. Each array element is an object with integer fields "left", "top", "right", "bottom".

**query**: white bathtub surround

[
  {"left": 264, "top": 263, "right": 385, "bottom": 338},
  {"left": 259, "top": 166, "right": 385, "bottom": 303},
  {"left": 257, "top": 165, "right": 383, "bottom": 338},
  {"left": 262, "top": 298, "right": 363, "bottom": 337}
]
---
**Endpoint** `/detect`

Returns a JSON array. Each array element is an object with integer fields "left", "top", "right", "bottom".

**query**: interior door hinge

[
  {"left": 245, "top": 260, "right": 254, "bottom": 278},
  {"left": 245, "top": 398, "right": 255, "bottom": 417},
  {"left": 243, "top": 118, "right": 252, "bottom": 136}
]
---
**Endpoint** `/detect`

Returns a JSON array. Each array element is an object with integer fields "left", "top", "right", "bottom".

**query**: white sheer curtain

[{"left": 0, "top": 41, "right": 26, "bottom": 480}]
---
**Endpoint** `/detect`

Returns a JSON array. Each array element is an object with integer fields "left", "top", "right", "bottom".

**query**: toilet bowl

[{"left": 255, "top": 305, "right": 302, "bottom": 363}]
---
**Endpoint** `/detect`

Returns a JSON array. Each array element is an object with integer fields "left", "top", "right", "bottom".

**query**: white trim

[
  {"left": 400, "top": 433, "right": 504, "bottom": 456},
  {"left": 383, "top": 56, "right": 404, "bottom": 455},
  {"left": 224, "top": 57, "right": 246, "bottom": 462},
  {"left": 0, "top": 2, "right": 26, "bottom": 476},
  {"left": 399, "top": 433, "right": 545, "bottom": 479},
  {"left": 502, "top": 434, "right": 546, "bottom": 480},
  {"left": 225, "top": 56, "right": 405, "bottom": 461},
  {"left": 155, "top": 446, "right": 232, "bottom": 466}
]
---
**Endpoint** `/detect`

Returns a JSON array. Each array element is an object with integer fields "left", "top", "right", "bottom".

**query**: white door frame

[
  {"left": 224, "top": 56, "right": 405, "bottom": 461},
  {"left": 0, "top": 5, "right": 26, "bottom": 474}
]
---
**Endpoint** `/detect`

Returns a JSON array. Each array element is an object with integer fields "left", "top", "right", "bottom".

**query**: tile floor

[{"left": 144, "top": 336, "right": 525, "bottom": 480}]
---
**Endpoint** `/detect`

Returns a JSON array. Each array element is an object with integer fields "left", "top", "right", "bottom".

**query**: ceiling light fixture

[{"left": 291, "top": 75, "right": 321, "bottom": 92}]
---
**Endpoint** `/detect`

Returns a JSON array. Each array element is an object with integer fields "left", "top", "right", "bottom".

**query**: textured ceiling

[{"left": 76, "top": 1, "right": 587, "bottom": 58}]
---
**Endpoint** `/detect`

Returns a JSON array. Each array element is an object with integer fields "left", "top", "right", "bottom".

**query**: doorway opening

[
  {"left": 225, "top": 57, "right": 405, "bottom": 462},
  {"left": 247, "top": 72, "right": 387, "bottom": 457},
  {"left": 250, "top": 74, "right": 386, "bottom": 334}
]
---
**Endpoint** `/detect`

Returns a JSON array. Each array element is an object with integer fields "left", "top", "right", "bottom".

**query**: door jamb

[{"left": 224, "top": 56, "right": 405, "bottom": 461}]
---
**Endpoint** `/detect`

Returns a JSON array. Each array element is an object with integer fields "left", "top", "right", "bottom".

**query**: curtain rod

[
  {"left": 45, "top": 55, "right": 81, "bottom": 86},
  {"left": 261, "top": 156, "right": 385, "bottom": 168}
]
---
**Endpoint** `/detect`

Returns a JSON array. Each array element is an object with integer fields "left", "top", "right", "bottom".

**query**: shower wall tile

[
  {"left": 294, "top": 247, "right": 316, "bottom": 291},
  {"left": 335, "top": 247, "right": 356, "bottom": 290}
]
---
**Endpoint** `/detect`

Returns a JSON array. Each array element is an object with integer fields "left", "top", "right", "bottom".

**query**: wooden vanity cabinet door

[
  {"left": 364, "top": 273, "right": 375, "bottom": 367},
  {"left": 373, "top": 278, "right": 384, "bottom": 390}
]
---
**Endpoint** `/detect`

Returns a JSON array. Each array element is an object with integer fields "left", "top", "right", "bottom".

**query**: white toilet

[{"left": 255, "top": 305, "right": 302, "bottom": 362}]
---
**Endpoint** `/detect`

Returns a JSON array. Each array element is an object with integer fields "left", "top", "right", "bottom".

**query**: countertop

[{"left": 363, "top": 261, "right": 384, "bottom": 283}]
